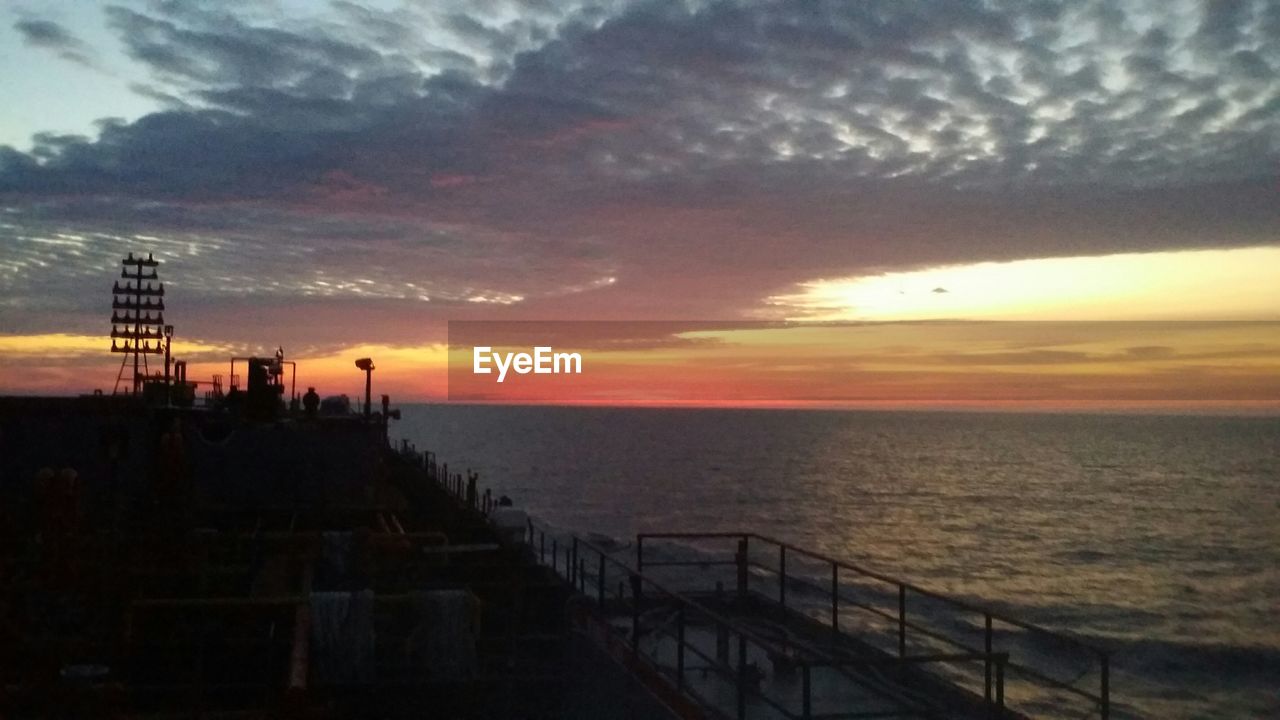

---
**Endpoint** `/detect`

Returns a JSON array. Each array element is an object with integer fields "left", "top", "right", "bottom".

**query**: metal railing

[
  {"left": 638, "top": 533, "right": 1110, "bottom": 720},
  {"left": 413, "top": 445, "right": 499, "bottom": 515},
  {"left": 527, "top": 523, "right": 1016, "bottom": 720},
  {"left": 403, "top": 446, "right": 1083, "bottom": 719}
]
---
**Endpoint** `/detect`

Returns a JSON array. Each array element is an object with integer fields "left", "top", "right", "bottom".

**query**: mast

[{"left": 111, "top": 252, "right": 165, "bottom": 394}]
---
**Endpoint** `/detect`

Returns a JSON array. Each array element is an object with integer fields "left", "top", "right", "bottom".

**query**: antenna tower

[{"left": 111, "top": 252, "right": 165, "bottom": 394}]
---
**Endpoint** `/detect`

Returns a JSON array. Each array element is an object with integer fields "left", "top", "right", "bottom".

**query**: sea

[{"left": 394, "top": 404, "right": 1278, "bottom": 719}]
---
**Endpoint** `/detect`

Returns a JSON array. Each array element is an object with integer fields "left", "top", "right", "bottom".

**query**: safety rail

[
  {"left": 404, "top": 447, "right": 1069, "bottom": 719},
  {"left": 638, "top": 533, "right": 1111, "bottom": 720},
  {"left": 412, "top": 445, "right": 500, "bottom": 515},
  {"left": 526, "top": 522, "right": 1016, "bottom": 720}
]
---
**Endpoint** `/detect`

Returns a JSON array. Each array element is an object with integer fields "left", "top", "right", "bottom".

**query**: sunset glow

[
  {"left": 769, "top": 247, "right": 1280, "bottom": 322},
  {"left": 0, "top": 1, "right": 1277, "bottom": 411}
]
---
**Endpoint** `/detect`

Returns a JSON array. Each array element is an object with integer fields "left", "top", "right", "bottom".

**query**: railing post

[
  {"left": 802, "top": 663, "right": 812, "bottom": 720},
  {"left": 984, "top": 613, "right": 993, "bottom": 704},
  {"left": 571, "top": 537, "right": 579, "bottom": 585},
  {"left": 779, "top": 545, "right": 787, "bottom": 611},
  {"left": 540, "top": 531, "right": 545, "bottom": 564},
  {"left": 898, "top": 584, "right": 907, "bottom": 658},
  {"left": 598, "top": 553, "right": 606, "bottom": 608},
  {"left": 1100, "top": 651, "right": 1110, "bottom": 720},
  {"left": 579, "top": 558, "right": 586, "bottom": 593},
  {"left": 736, "top": 633, "right": 747, "bottom": 720},
  {"left": 831, "top": 563, "right": 839, "bottom": 632},
  {"left": 676, "top": 606, "right": 686, "bottom": 690},
  {"left": 996, "top": 655, "right": 1005, "bottom": 712},
  {"left": 552, "top": 538, "right": 558, "bottom": 573},
  {"left": 630, "top": 573, "right": 642, "bottom": 650},
  {"left": 736, "top": 537, "right": 749, "bottom": 600},
  {"left": 637, "top": 535, "right": 645, "bottom": 576}
]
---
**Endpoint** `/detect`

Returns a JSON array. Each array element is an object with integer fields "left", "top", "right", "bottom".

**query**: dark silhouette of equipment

[
  {"left": 355, "top": 358, "right": 374, "bottom": 418},
  {"left": 229, "top": 349, "right": 296, "bottom": 419},
  {"left": 162, "top": 324, "right": 174, "bottom": 387},
  {"left": 111, "top": 253, "right": 164, "bottom": 394},
  {"left": 245, "top": 357, "right": 279, "bottom": 420}
]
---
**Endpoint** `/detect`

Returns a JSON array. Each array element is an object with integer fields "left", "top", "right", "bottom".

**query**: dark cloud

[
  {"left": 103, "top": 6, "right": 388, "bottom": 89},
  {"left": 14, "top": 18, "right": 76, "bottom": 45},
  {"left": 8, "top": 1, "right": 1277, "bottom": 200},
  {"left": 0, "top": 197, "right": 616, "bottom": 346},
  {"left": 13, "top": 18, "right": 98, "bottom": 68},
  {"left": 1, "top": 0, "right": 1278, "bottom": 344}
]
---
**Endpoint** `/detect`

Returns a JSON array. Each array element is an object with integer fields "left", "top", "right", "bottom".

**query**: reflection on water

[{"left": 396, "top": 405, "right": 1279, "bottom": 719}]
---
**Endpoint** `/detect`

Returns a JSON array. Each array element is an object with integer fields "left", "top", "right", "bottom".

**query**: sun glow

[
  {"left": 770, "top": 247, "right": 1280, "bottom": 321},
  {"left": 0, "top": 333, "right": 232, "bottom": 358}
]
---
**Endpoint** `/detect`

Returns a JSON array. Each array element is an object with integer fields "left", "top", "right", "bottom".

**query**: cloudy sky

[{"left": 0, "top": 0, "right": 1277, "bottom": 402}]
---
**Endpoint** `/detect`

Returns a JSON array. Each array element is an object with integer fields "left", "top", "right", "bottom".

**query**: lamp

[{"left": 355, "top": 358, "right": 374, "bottom": 417}]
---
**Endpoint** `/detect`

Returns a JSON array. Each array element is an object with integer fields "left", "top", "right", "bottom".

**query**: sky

[{"left": 0, "top": 0, "right": 1277, "bottom": 407}]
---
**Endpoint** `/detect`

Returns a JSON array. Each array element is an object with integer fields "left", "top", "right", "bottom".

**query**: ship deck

[
  {"left": 0, "top": 400, "right": 681, "bottom": 719},
  {"left": 0, "top": 396, "right": 1113, "bottom": 719}
]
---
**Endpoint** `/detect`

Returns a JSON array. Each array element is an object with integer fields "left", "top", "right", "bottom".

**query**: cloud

[
  {"left": 0, "top": 198, "right": 618, "bottom": 348},
  {"left": 13, "top": 18, "right": 99, "bottom": 68},
  {"left": 0, "top": 0, "right": 1277, "bottom": 348},
  {"left": 6, "top": 1, "right": 1278, "bottom": 200}
]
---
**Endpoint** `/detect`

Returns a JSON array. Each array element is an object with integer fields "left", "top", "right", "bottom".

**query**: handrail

[
  {"left": 637, "top": 531, "right": 1111, "bottom": 719},
  {"left": 532, "top": 523, "right": 1013, "bottom": 720},
  {"left": 641, "top": 531, "right": 1105, "bottom": 655},
  {"left": 751, "top": 533, "right": 1106, "bottom": 655},
  {"left": 745, "top": 560, "right": 1103, "bottom": 704},
  {"left": 402, "top": 451, "right": 1027, "bottom": 719}
]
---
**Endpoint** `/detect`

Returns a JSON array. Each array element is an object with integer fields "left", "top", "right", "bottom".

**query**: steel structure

[{"left": 110, "top": 252, "right": 166, "bottom": 394}]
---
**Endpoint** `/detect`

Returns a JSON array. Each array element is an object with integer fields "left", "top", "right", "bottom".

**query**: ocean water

[{"left": 393, "top": 405, "right": 1279, "bottom": 719}]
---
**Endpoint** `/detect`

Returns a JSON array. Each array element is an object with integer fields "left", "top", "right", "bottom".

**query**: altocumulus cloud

[{"left": 0, "top": 0, "right": 1277, "bottom": 347}]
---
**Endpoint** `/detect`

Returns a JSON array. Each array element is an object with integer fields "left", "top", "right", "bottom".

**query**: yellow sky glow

[
  {"left": 0, "top": 333, "right": 233, "bottom": 358},
  {"left": 2, "top": 247, "right": 1278, "bottom": 408},
  {"left": 769, "top": 246, "right": 1280, "bottom": 321}
]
